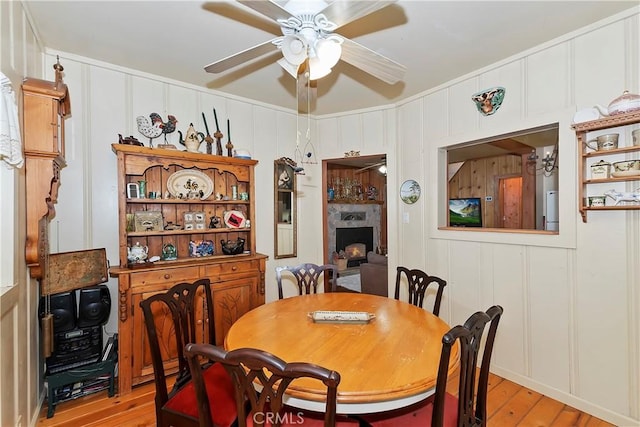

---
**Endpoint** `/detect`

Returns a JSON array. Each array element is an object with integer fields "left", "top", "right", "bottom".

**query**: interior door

[{"left": 499, "top": 176, "right": 523, "bottom": 228}]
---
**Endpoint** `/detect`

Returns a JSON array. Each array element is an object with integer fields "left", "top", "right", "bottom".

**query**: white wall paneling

[{"left": 393, "top": 9, "right": 639, "bottom": 426}]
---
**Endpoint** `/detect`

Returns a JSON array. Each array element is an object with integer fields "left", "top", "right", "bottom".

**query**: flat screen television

[{"left": 449, "top": 198, "right": 483, "bottom": 227}]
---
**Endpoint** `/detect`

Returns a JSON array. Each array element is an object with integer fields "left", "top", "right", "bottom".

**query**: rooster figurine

[
  {"left": 161, "top": 115, "right": 178, "bottom": 142},
  {"left": 136, "top": 113, "right": 177, "bottom": 147}
]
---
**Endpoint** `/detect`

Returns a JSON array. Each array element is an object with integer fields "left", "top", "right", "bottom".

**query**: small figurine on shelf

[
  {"left": 209, "top": 216, "right": 222, "bottom": 229},
  {"left": 136, "top": 113, "right": 177, "bottom": 148}
]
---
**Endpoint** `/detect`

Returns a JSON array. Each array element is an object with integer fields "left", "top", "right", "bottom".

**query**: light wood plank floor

[{"left": 36, "top": 371, "right": 615, "bottom": 427}]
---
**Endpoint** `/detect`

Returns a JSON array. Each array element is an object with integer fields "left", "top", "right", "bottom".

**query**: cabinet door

[
  {"left": 209, "top": 276, "right": 258, "bottom": 345},
  {"left": 24, "top": 94, "right": 62, "bottom": 155}
]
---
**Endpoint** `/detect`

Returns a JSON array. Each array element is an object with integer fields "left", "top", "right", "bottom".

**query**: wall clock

[{"left": 400, "top": 180, "right": 421, "bottom": 204}]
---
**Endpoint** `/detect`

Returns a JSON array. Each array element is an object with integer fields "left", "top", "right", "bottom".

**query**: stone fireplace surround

[{"left": 327, "top": 203, "right": 381, "bottom": 262}]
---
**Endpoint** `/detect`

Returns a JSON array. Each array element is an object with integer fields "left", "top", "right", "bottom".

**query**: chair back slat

[
  {"left": 139, "top": 278, "right": 215, "bottom": 424},
  {"left": 276, "top": 263, "right": 338, "bottom": 299},
  {"left": 186, "top": 344, "right": 341, "bottom": 427},
  {"left": 431, "top": 305, "right": 503, "bottom": 427},
  {"left": 395, "top": 267, "right": 447, "bottom": 316}
]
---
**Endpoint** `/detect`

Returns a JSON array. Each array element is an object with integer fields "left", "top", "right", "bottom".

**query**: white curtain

[{"left": 0, "top": 72, "right": 23, "bottom": 169}]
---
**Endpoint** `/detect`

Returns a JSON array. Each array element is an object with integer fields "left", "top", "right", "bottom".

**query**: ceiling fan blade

[
  {"left": 297, "top": 59, "right": 317, "bottom": 114},
  {"left": 339, "top": 37, "right": 406, "bottom": 84},
  {"left": 237, "top": 0, "right": 293, "bottom": 22},
  {"left": 320, "top": 0, "right": 397, "bottom": 29},
  {"left": 204, "top": 39, "right": 279, "bottom": 73},
  {"left": 355, "top": 161, "right": 386, "bottom": 173}
]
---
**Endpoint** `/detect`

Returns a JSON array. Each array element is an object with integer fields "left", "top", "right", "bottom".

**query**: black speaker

[
  {"left": 40, "top": 292, "right": 77, "bottom": 333},
  {"left": 77, "top": 285, "right": 111, "bottom": 327}
]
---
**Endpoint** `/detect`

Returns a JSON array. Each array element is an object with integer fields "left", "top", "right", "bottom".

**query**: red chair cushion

[
  {"left": 365, "top": 392, "right": 459, "bottom": 427},
  {"left": 164, "top": 362, "right": 237, "bottom": 427}
]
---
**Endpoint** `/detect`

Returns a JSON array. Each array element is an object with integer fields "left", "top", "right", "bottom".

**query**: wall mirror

[
  {"left": 274, "top": 158, "right": 297, "bottom": 258},
  {"left": 446, "top": 123, "right": 559, "bottom": 231}
]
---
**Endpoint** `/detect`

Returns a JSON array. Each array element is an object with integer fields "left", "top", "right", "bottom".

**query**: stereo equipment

[
  {"left": 77, "top": 285, "right": 111, "bottom": 327},
  {"left": 46, "top": 325, "right": 103, "bottom": 374},
  {"left": 40, "top": 292, "right": 77, "bottom": 333}
]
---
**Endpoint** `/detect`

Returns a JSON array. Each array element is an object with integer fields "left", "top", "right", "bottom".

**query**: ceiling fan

[
  {"left": 355, "top": 159, "right": 386, "bottom": 174},
  {"left": 204, "top": 0, "right": 406, "bottom": 107}
]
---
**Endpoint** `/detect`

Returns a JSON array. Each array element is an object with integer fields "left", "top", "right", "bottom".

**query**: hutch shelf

[
  {"left": 572, "top": 110, "right": 640, "bottom": 222},
  {"left": 109, "top": 144, "right": 267, "bottom": 394}
]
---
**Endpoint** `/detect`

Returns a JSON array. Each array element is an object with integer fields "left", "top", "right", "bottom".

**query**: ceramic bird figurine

[
  {"left": 161, "top": 115, "right": 178, "bottom": 142},
  {"left": 136, "top": 113, "right": 177, "bottom": 147},
  {"left": 136, "top": 113, "right": 164, "bottom": 147}
]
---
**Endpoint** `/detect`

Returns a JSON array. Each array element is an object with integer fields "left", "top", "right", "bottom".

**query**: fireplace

[
  {"left": 336, "top": 227, "right": 373, "bottom": 267},
  {"left": 327, "top": 204, "right": 381, "bottom": 264}
]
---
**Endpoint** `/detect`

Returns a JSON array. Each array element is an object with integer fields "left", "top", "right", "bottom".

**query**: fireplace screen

[{"left": 336, "top": 227, "right": 373, "bottom": 267}]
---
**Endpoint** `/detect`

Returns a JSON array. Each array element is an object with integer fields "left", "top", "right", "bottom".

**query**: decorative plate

[
  {"left": 166, "top": 169, "right": 213, "bottom": 200},
  {"left": 223, "top": 210, "right": 246, "bottom": 228},
  {"left": 308, "top": 311, "right": 375, "bottom": 324},
  {"left": 400, "top": 180, "right": 421, "bottom": 204}
]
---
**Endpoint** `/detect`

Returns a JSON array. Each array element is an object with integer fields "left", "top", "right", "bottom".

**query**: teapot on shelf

[
  {"left": 161, "top": 243, "right": 177, "bottom": 261},
  {"left": 127, "top": 242, "right": 148, "bottom": 263},
  {"left": 594, "top": 90, "right": 640, "bottom": 116},
  {"left": 178, "top": 123, "right": 205, "bottom": 153}
]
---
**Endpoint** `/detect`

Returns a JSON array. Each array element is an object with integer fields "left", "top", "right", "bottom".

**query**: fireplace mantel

[{"left": 328, "top": 200, "right": 384, "bottom": 205}]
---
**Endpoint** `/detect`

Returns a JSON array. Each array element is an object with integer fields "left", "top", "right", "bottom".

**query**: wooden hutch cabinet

[{"left": 109, "top": 144, "right": 267, "bottom": 394}]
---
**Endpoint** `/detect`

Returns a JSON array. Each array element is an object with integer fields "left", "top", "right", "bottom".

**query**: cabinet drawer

[
  {"left": 130, "top": 266, "right": 201, "bottom": 287},
  {"left": 204, "top": 260, "right": 260, "bottom": 277}
]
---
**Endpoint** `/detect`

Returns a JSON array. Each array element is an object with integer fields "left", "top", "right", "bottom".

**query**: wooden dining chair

[
  {"left": 276, "top": 263, "right": 338, "bottom": 300},
  {"left": 140, "top": 278, "right": 237, "bottom": 427},
  {"left": 185, "top": 343, "right": 359, "bottom": 427},
  {"left": 361, "top": 305, "right": 504, "bottom": 427},
  {"left": 395, "top": 266, "right": 447, "bottom": 316}
]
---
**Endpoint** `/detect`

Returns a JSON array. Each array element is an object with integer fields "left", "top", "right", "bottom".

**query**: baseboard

[{"left": 492, "top": 366, "right": 640, "bottom": 427}]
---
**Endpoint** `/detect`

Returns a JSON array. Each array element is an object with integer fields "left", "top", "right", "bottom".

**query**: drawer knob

[
  {"left": 164, "top": 274, "right": 170, "bottom": 279},
  {"left": 231, "top": 266, "right": 238, "bottom": 271}
]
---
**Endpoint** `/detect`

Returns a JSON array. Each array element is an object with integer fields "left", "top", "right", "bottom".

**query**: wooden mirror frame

[{"left": 274, "top": 158, "right": 297, "bottom": 259}]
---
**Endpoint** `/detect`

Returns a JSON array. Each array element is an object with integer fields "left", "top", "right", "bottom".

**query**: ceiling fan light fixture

[
  {"left": 308, "top": 56, "right": 332, "bottom": 80},
  {"left": 315, "top": 37, "right": 342, "bottom": 69},
  {"left": 281, "top": 34, "right": 308, "bottom": 66}
]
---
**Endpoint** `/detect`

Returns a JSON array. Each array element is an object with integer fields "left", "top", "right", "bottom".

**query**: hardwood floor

[{"left": 36, "top": 371, "right": 615, "bottom": 427}]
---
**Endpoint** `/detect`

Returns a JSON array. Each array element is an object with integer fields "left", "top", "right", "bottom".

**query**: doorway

[
  {"left": 321, "top": 155, "right": 387, "bottom": 265},
  {"left": 498, "top": 176, "right": 522, "bottom": 228}
]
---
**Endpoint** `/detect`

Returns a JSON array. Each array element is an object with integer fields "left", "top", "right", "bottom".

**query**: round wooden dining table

[{"left": 224, "top": 292, "right": 458, "bottom": 414}]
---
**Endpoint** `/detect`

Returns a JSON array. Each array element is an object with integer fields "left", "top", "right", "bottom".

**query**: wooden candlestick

[{"left": 214, "top": 131, "right": 223, "bottom": 156}]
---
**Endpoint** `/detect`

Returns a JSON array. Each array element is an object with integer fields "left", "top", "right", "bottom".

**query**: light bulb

[
  {"left": 281, "top": 35, "right": 308, "bottom": 66},
  {"left": 308, "top": 56, "right": 332, "bottom": 80},
  {"left": 315, "top": 38, "right": 342, "bottom": 68}
]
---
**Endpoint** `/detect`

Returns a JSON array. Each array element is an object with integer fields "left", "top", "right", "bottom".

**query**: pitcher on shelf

[{"left": 178, "top": 123, "right": 205, "bottom": 153}]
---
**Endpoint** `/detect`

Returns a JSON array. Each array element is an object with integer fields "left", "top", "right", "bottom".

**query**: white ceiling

[{"left": 24, "top": 1, "right": 635, "bottom": 116}]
